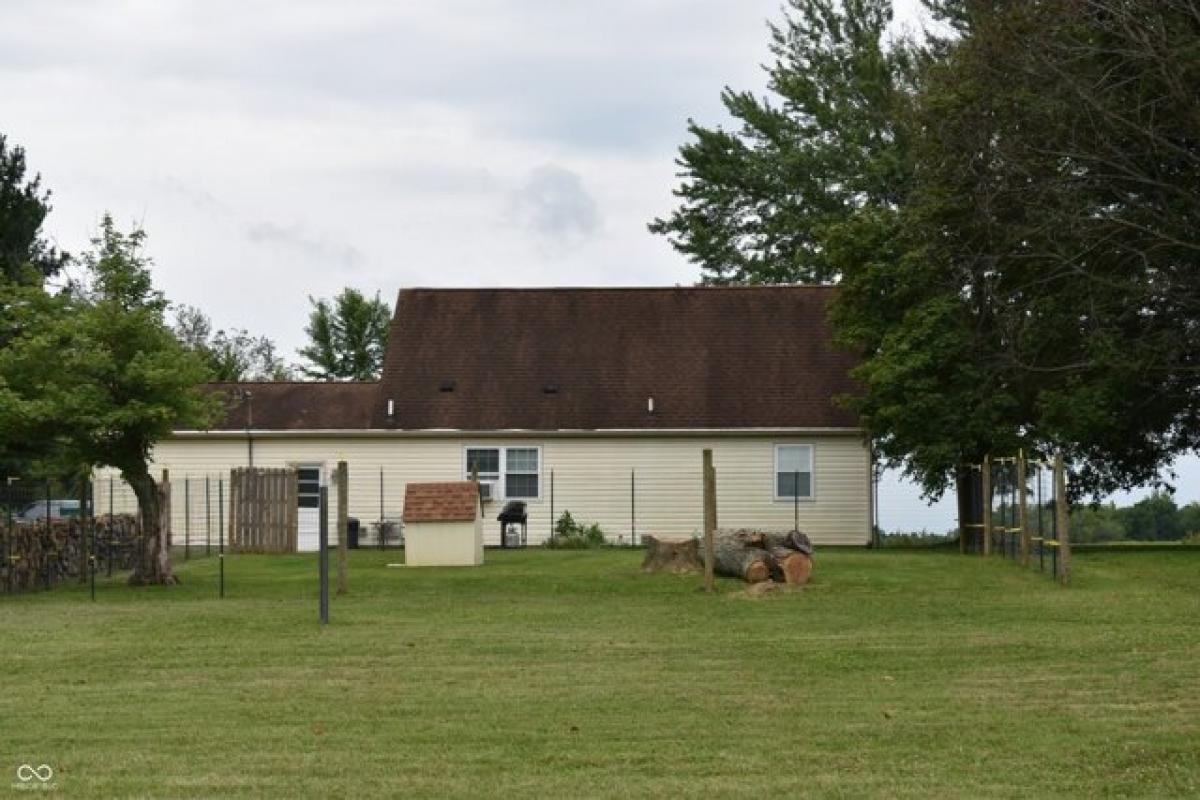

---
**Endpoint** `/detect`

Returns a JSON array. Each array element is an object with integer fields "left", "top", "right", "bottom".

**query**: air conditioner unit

[{"left": 478, "top": 481, "right": 496, "bottom": 502}]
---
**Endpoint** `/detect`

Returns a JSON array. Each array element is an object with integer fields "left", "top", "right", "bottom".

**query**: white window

[
  {"left": 464, "top": 446, "right": 540, "bottom": 500},
  {"left": 775, "top": 444, "right": 814, "bottom": 500},
  {"left": 504, "top": 448, "right": 539, "bottom": 499},
  {"left": 465, "top": 448, "right": 501, "bottom": 482}
]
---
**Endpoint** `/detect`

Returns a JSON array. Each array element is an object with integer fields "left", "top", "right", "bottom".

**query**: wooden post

[
  {"left": 1017, "top": 450, "right": 1030, "bottom": 566},
  {"left": 981, "top": 455, "right": 993, "bottom": 556},
  {"left": 228, "top": 469, "right": 239, "bottom": 554},
  {"left": 702, "top": 449, "right": 716, "bottom": 593},
  {"left": 159, "top": 469, "right": 172, "bottom": 580},
  {"left": 161, "top": 469, "right": 171, "bottom": 553},
  {"left": 336, "top": 461, "right": 348, "bottom": 596},
  {"left": 287, "top": 468, "right": 298, "bottom": 554},
  {"left": 1055, "top": 453, "right": 1071, "bottom": 585}
]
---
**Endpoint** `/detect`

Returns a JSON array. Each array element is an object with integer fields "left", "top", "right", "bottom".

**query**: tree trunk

[
  {"left": 706, "top": 530, "right": 773, "bottom": 583},
  {"left": 641, "top": 536, "right": 703, "bottom": 573},
  {"left": 769, "top": 547, "right": 813, "bottom": 585},
  {"left": 126, "top": 470, "right": 178, "bottom": 586},
  {"left": 955, "top": 465, "right": 982, "bottom": 554}
]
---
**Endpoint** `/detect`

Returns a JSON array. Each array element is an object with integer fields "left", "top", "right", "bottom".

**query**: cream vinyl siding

[{"left": 96, "top": 432, "right": 870, "bottom": 547}]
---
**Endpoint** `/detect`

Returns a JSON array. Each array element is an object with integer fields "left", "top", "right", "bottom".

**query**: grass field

[{"left": 2, "top": 548, "right": 1198, "bottom": 798}]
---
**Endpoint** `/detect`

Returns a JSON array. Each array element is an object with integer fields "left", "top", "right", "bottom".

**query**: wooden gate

[{"left": 229, "top": 467, "right": 298, "bottom": 553}]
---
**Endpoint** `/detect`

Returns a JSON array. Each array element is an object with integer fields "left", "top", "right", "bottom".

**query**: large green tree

[
  {"left": 648, "top": 0, "right": 917, "bottom": 285},
  {"left": 0, "top": 216, "right": 217, "bottom": 584},
  {"left": 834, "top": 0, "right": 1200, "bottom": 500},
  {"left": 0, "top": 134, "right": 70, "bottom": 478},
  {"left": 0, "top": 134, "right": 68, "bottom": 284},
  {"left": 655, "top": 0, "right": 1200, "bottom": 518},
  {"left": 297, "top": 288, "right": 391, "bottom": 381}
]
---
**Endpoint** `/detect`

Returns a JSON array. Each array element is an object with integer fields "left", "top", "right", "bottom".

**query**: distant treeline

[
  {"left": 1069, "top": 492, "right": 1200, "bottom": 544},
  {"left": 880, "top": 491, "right": 1200, "bottom": 546}
]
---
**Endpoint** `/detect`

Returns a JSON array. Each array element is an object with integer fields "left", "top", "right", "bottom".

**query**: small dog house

[{"left": 403, "top": 481, "right": 484, "bottom": 566}]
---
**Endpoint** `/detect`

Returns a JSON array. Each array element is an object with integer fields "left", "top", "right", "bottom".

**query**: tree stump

[{"left": 641, "top": 536, "right": 702, "bottom": 573}]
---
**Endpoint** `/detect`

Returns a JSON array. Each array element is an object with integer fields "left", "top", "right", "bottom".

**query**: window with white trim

[
  {"left": 465, "top": 448, "right": 500, "bottom": 482},
  {"left": 504, "top": 448, "right": 539, "bottom": 499},
  {"left": 775, "top": 444, "right": 814, "bottom": 500},
  {"left": 463, "top": 446, "right": 540, "bottom": 500}
]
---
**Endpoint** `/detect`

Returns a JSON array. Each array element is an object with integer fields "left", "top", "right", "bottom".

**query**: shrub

[{"left": 546, "top": 510, "right": 607, "bottom": 549}]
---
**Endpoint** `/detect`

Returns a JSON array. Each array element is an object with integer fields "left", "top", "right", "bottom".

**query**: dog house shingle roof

[{"left": 403, "top": 482, "right": 480, "bottom": 523}]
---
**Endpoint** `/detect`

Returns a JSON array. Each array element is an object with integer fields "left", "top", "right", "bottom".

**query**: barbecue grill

[{"left": 497, "top": 500, "right": 528, "bottom": 548}]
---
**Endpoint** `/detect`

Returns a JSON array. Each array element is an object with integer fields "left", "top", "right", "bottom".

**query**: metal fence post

[
  {"left": 379, "top": 467, "right": 385, "bottom": 551},
  {"left": 205, "top": 476, "right": 211, "bottom": 556},
  {"left": 5, "top": 479, "right": 12, "bottom": 595},
  {"left": 184, "top": 477, "right": 190, "bottom": 561},
  {"left": 794, "top": 470, "right": 800, "bottom": 532},
  {"left": 630, "top": 469, "right": 636, "bottom": 547},
  {"left": 336, "top": 461, "right": 348, "bottom": 596},
  {"left": 218, "top": 477, "right": 225, "bottom": 598},
  {"left": 319, "top": 482, "right": 329, "bottom": 624},
  {"left": 982, "top": 454, "right": 993, "bottom": 556},
  {"left": 88, "top": 478, "right": 96, "bottom": 600},
  {"left": 78, "top": 476, "right": 88, "bottom": 585},
  {"left": 106, "top": 478, "right": 114, "bottom": 577}
]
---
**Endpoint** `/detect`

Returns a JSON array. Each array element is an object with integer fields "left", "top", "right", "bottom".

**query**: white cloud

[{"left": 508, "top": 165, "right": 600, "bottom": 247}]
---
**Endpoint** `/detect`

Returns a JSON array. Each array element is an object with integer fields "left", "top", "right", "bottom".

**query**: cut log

[
  {"left": 761, "top": 530, "right": 814, "bottom": 555},
  {"left": 715, "top": 528, "right": 767, "bottom": 548},
  {"left": 707, "top": 530, "right": 774, "bottom": 583},
  {"left": 641, "top": 536, "right": 703, "bottom": 573},
  {"left": 769, "top": 547, "right": 814, "bottom": 585}
]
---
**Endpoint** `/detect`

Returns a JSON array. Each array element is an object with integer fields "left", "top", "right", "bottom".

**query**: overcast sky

[{"left": 3, "top": 0, "right": 1193, "bottom": 529}]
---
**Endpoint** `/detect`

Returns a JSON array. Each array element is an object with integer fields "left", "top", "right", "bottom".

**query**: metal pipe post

[
  {"left": 184, "top": 477, "right": 190, "bottom": 561},
  {"left": 218, "top": 478, "right": 225, "bottom": 598},
  {"left": 319, "top": 484, "right": 329, "bottom": 625},
  {"left": 630, "top": 469, "right": 635, "bottom": 547},
  {"left": 794, "top": 470, "right": 800, "bottom": 532}
]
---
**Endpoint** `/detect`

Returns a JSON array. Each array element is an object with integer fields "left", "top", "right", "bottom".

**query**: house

[
  {"left": 402, "top": 481, "right": 484, "bottom": 566},
  {"left": 96, "top": 286, "right": 872, "bottom": 549}
]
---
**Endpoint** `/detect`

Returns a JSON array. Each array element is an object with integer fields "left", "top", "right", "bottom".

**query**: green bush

[{"left": 546, "top": 510, "right": 607, "bottom": 549}]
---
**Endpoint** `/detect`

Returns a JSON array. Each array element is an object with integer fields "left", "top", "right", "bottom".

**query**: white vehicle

[{"left": 17, "top": 500, "right": 81, "bottom": 522}]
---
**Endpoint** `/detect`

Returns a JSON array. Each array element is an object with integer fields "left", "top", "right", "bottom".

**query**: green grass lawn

[{"left": 2, "top": 548, "right": 1198, "bottom": 798}]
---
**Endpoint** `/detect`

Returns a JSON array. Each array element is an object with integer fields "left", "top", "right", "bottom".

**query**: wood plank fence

[{"left": 229, "top": 467, "right": 297, "bottom": 553}]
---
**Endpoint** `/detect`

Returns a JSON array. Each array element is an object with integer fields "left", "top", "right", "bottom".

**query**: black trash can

[{"left": 347, "top": 517, "right": 360, "bottom": 549}]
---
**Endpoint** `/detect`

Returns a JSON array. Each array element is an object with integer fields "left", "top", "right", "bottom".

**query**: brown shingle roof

[
  {"left": 203, "top": 381, "right": 378, "bottom": 431},
  {"left": 404, "top": 481, "right": 480, "bottom": 523},
  {"left": 372, "top": 286, "right": 860, "bottom": 430}
]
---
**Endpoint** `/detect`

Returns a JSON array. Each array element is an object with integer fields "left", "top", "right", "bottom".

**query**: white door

[{"left": 296, "top": 465, "right": 322, "bottom": 552}]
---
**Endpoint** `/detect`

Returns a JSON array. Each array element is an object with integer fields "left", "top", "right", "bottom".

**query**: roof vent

[
  {"left": 543, "top": 383, "right": 559, "bottom": 395},
  {"left": 647, "top": 396, "right": 655, "bottom": 414},
  {"left": 386, "top": 398, "right": 395, "bottom": 418},
  {"left": 439, "top": 380, "right": 456, "bottom": 393}
]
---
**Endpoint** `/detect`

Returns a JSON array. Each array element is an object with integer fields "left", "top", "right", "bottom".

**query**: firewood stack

[
  {"left": 642, "top": 528, "right": 814, "bottom": 586},
  {"left": 1, "top": 514, "right": 141, "bottom": 593}
]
